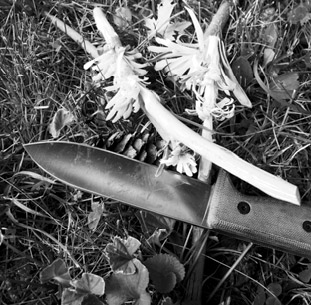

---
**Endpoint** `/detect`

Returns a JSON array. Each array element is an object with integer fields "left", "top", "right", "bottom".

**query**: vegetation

[{"left": 1, "top": 0, "right": 311, "bottom": 304}]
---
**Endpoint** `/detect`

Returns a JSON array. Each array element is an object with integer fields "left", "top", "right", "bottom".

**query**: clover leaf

[
  {"left": 105, "top": 236, "right": 141, "bottom": 273},
  {"left": 40, "top": 258, "right": 71, "bottom": 287},
  {"left": 71, "top": 273, "right": 105, "bottom": 296},
  {"left": 105, "top": 258, "right": 150, "bottom": 305},
  {"left": 144, "top": 254, "right": 185, "bottom": 293}
]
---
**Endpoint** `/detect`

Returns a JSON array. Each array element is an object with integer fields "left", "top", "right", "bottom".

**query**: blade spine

[
  {"left": 24, "top": 141, "right": 211, "bottom": 227},
  {"left": 24, "top": 141, "right": 209, "bottom": 187}
]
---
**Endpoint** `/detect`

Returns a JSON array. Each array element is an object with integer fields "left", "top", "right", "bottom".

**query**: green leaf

[
  {"left": 49, "top": 107, "right": 75, "bottom": 138},
  {"left": 105, "top": 236, "right": 141, "bottom": 273},
  {"left": 113, "top": 6, "right": 132, "bottom": 29},
  {"left": 269, "top": 73, "right": 300, "bottom": 100},
  {"left": 40, "top": 258, "right": 71, "bottom": 286},
  {"left": 62, "top": 288, "right": 85, "bottom": 305},
  {"left": 144, "top": 254, "right": 185, "bottom": 293},
  {"left": 231, "top": 56, "right": 253, "bottom": 88},
  {"left": 287, "top": 4, "right": 311, "bottom": 25},
  {"left": 71, "top": 273, "right": 105, "bottom": 296},
  {"left": 267, "top": 282, "right": 282, "bottom": 297},
  {"left": 82, "top": 294, "right": 105, "bottom": 305},
  {"left": 298, "top": 264, "right": 311, "bottom": 283},
  {"left": 105, "top": 258, "right": 150, "bottom": 305},
  {"left": 262, "top": 23, "right": 278, "bottom": 48},
  {"left": 88, "top": 201, "right": 106, "bottom": 231},
  {"left": 265, "top": 296, "right": 282, "bottom": 305},
  {"left": 265, "top": 283, "right": 282, "bottom": 305},
  {"left": 253, "top": 286, "right": 266, "bottom": 305},
  {"left": 263, "top": 48, "right": 275, "bottom": 67}
]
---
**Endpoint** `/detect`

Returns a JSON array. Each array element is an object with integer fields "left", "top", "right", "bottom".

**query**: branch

[
  {"left": 203, "top": 0, "right": 236, "bottom": 38},
  {"left": 140, "top": 87, "right": 300, "bottom": 205}
]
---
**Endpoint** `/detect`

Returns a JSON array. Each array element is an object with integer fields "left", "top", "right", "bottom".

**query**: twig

[
  {"left": 186, "top": 1, "right": 237, "bottom": 303},
  {"left": 206, "top": 242, "right": 253, "bottom": 303},
  {"left": 44, "top": 11, "right": 99, "bottom": 59},
  {"left": 203, "top": 0, "right": 236, "bottom": 38},
  {"left": 140, "top": 86, "right": 300, "bottom": 205}
]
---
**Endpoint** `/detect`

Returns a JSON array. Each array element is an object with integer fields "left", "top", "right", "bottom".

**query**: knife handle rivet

[
  {"left": 303, "top": 221, "right": 311, "bottom": 233},
  {"left": 237, "top": 201, "right": 250, "bottom": 215}
]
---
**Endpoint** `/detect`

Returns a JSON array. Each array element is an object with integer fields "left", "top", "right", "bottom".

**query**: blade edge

[{"left": 24, "top": 141, "right": 211, "bottom": 227}]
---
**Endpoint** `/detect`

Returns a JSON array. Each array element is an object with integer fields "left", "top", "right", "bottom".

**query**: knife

[{"left": 24, "top": 141, "right": 311, "bottom": 257}]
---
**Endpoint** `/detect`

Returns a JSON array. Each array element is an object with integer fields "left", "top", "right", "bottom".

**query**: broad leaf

[
  {"left": 40, "top": 258, "right": 71, "bottom": 286},
  {"left": 263, "top": 48, "right": 275, "bottom": 67},
  {"left": 265, "top": 283, "right": 282, "bottom": 305},
  {"left": 105, "top": 258, "right": 150, "bottom": 305},
  {"left": 105, "top": 236, "right": 141, "bottom": 273},
  {"left": 71, "top": 273, "right": 105, "bottom": 296},
  {"left": 144, "top": 254, "right": 185, "bottom": 293},
  {"left": 49, "top": 107, "right": 75, "bottom": 138},
  {"left": 113, "top": 6, "right": 132, "bottom": 29},
  {"left": 62, "top": 288, "right": 85, "bottom": 305},
  {"left": 253, "top": 286, "right": 266, "bottom": 305},
  {"left": 82, "top": 294, "right": 105, "bottom": 305},
  {"left": 298, "top": 264, "right": 311, "bottom": 283},
  {"left": 262, "top": 23, "right": 278, "bottom": 48},
  {"left": 269, "top": 73, "right": 299, "bottom": 100},
  {"left": 88, "top": 201, "right": 106, "bottom": 231},
  {"left": 231, "top": 56, "right": 253, "bottom": 88},
  {"left": 265, "top": 296, "right": 282, "bottom": 305},
  {"left": 267, "top": 282, "right": 282, "bottom": 297},
  {"left": 287, "top": 3, "right": 311, "bottom": 25}
]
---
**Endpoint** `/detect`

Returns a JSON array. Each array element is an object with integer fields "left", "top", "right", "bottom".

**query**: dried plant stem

[
  {"left": 189, "top": 1, "right": 238, "bottom": 301},
  {"left": 199, "top": 0, "right": 239, "bottom": 181},
  {"left": 187, "top": 120, "right": 213, "bottom": 303},
  {"left": 198, "top": 119, "right": 213, "bottom": 182},
  {"left": 140, "top": 87, "right": 300, "bottom": 205},
  {"left": 207, "top": 242, "right": 253, "bottom": 303},
  {"left": 44, "top": 12, "right": 99, "bottom": 59},
  {"left": 183, "top": 230, "right": 209, "bottom": 303},
  {"left": 203, "top": 0, "right": 236, "bottom": 38}
]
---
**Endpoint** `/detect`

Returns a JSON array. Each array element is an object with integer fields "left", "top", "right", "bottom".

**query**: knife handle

[{"left": 207, "top": 170, "right": 311, "bottom": 257}]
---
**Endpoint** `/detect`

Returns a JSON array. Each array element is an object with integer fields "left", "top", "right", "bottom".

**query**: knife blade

[
  {"left": 24, "top": 141, "right": 211, "bottom": 226},
  {"left": 24, "top": 141, "right": 311, "bottom": 257}
]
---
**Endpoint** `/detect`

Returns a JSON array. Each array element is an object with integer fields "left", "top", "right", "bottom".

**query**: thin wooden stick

[
  {"left": 140, "top": 86, "right": 300, "bottom": 205},
  {"left": 207, "top": 242, "right": 254, "bottom": 303},
  {"left": 177, "top": 3, "right": 238, "bottom": 302},
  {"left": 203, "top": 0, "right": 235, "bottom": 38},
  {"left": 44, "top": 12, "right": 99, "bottom": 59}
]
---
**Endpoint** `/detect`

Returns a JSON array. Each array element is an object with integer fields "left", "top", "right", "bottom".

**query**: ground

[{"left": 1, "top": 0, "right": 311, "bottom": 304}]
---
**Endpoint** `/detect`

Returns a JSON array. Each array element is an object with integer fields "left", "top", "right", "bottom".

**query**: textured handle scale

[{"left": 207, "top": 170, "right": 311, "bottom": 257}]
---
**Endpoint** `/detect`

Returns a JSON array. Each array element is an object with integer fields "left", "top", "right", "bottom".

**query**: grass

[{"left": 1, "top": 0, "right": 311, "bottom": 304}]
